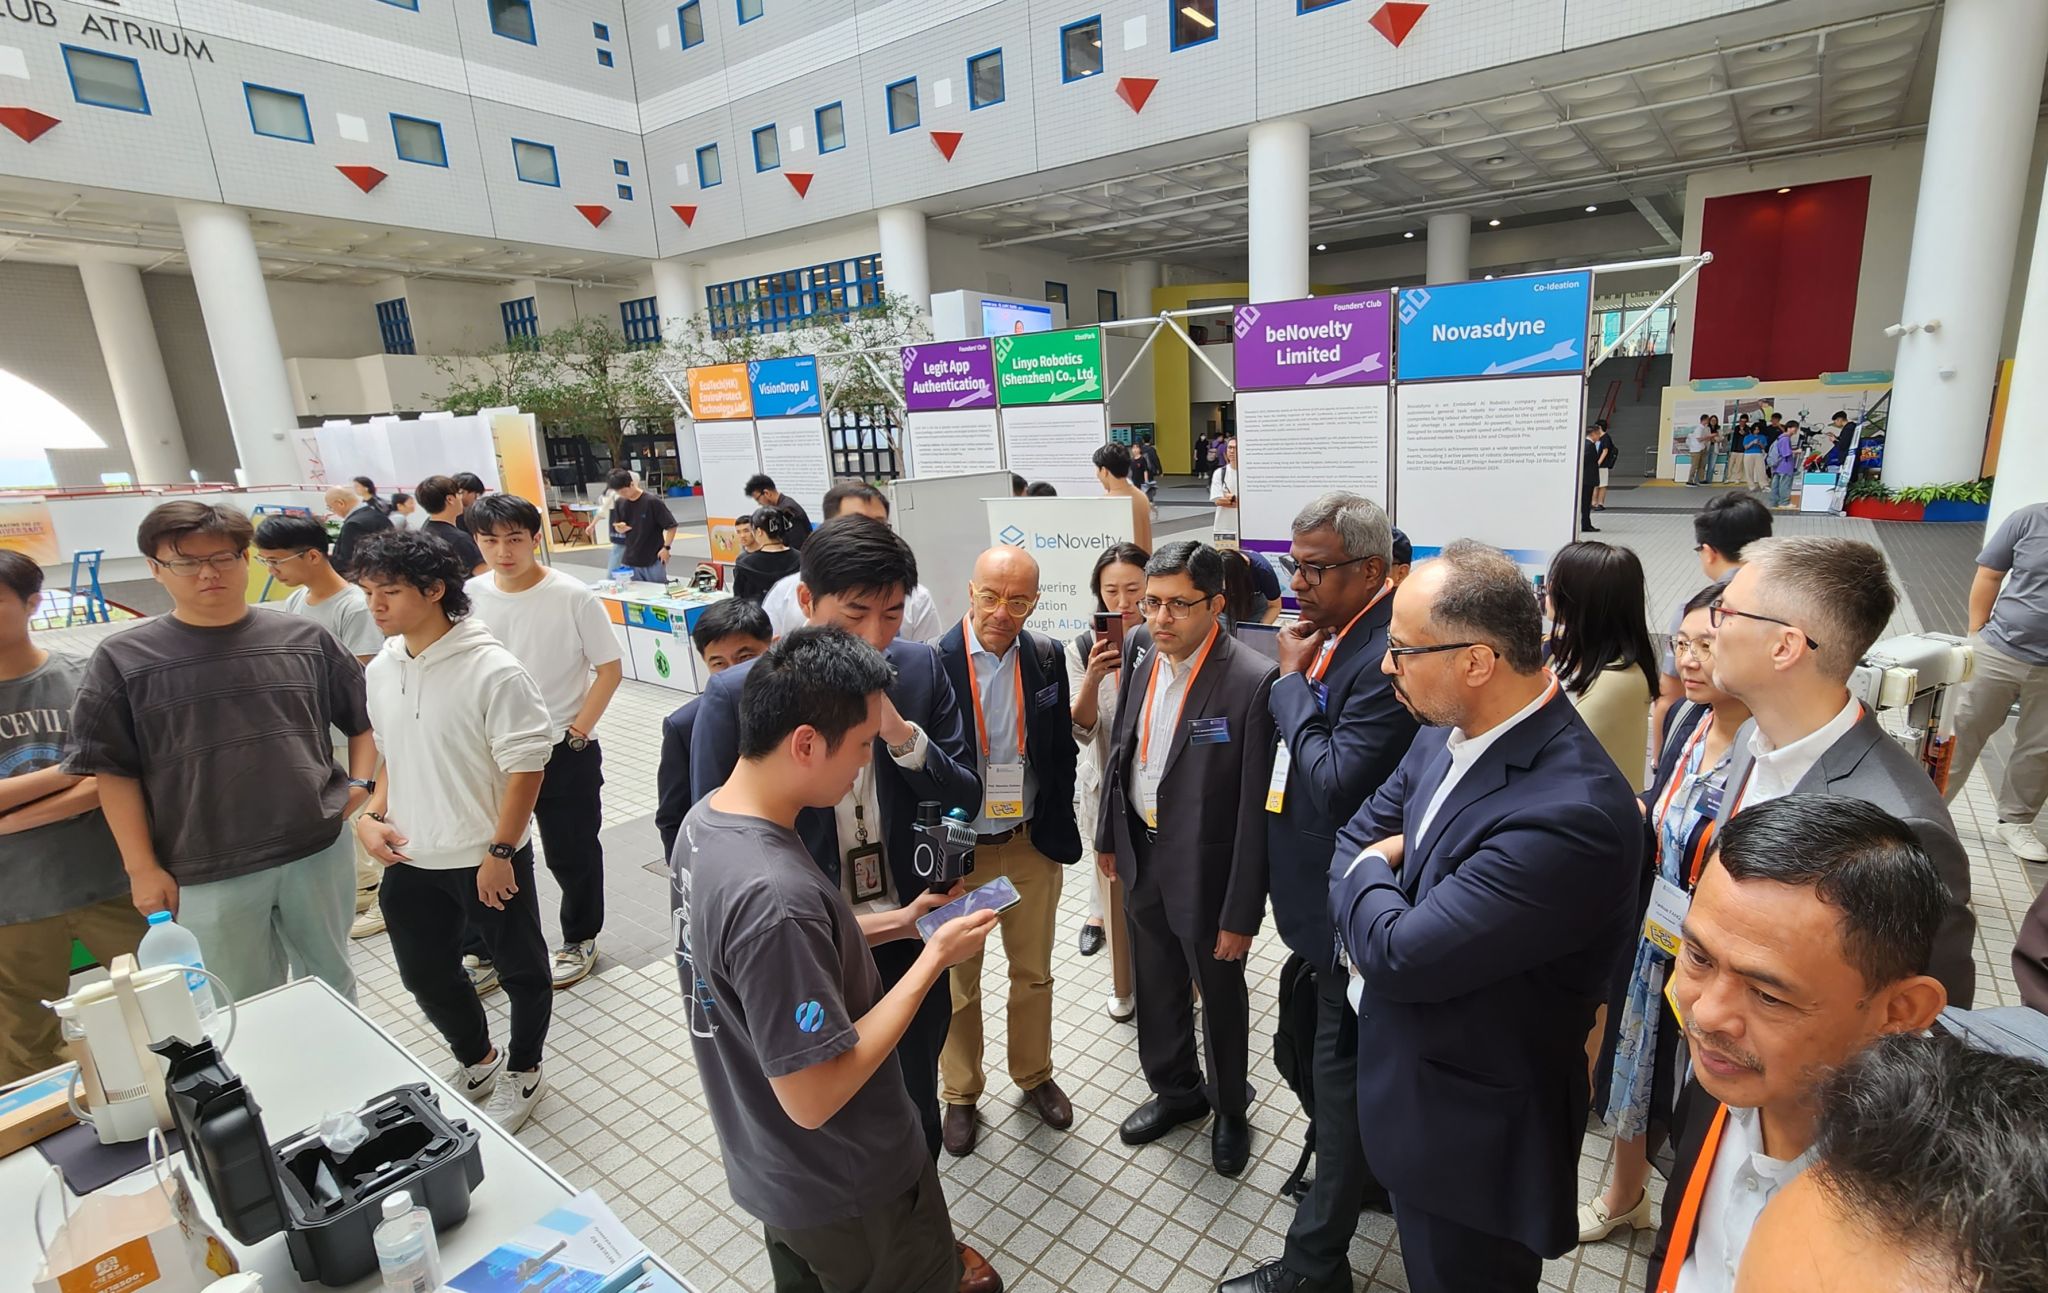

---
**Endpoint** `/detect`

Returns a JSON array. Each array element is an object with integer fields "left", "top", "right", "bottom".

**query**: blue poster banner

[
  {"left": 1395, "top": 271, "right": 1592, "bottom": 381},
  {"left": 748, "top": 356, "right": 822, "bottom": 417}
]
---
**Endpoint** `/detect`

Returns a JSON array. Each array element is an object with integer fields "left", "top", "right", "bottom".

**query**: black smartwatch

[{"left": 487, "top": 842, "right": 517, "bottom": 860}]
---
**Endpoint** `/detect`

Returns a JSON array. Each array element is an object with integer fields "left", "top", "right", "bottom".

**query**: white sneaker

[
  {"left": 1577, "top": 1189, "right": 1654, "bottom": 1244},
  {"left": 451, "top": 1049, "right": 504, "bottom": 1105},
  {"left": 550, "top": 940, "right": 597, "bottom": 989},
  {"left": 463, "top": 955, "right": 500, "bottom": 997},
  {"left": 1106, "top": 993, "right": 1135, "bottom": 1023},
  {"left": 485, "top": 1066, "right": 545, "bottom": 1133},
  {"left": 349, "top": 907, "right": 386, "bottom": 940},
  {"left": 1996, "top": 821, "right": 2048, "bottom": 863}
]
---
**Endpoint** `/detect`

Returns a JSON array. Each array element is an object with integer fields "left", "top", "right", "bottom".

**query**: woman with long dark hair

[
  {"left": 353, "top": 475, "right": 391, "bottom": 514},
  {"left": 1546, "top": 540, "right": 1658, "bottom": 791},
  {"left": 729, "top": 506, "right": 800, "bottom": 602}
]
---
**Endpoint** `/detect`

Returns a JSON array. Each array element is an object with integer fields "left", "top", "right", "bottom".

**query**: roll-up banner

[
  {"left": 985, "top": 495, "right": 1134, "bottom": 639},
  {"left": 902, "top": 340, "right": 1003, "bottom": 477},
  {"left": 749, "top": 356, "right": 832, "bottom": 528},
  {"left": 994, "top": 326, "right": 1109, "bottom": 499},
  {"left": 688, "top": 363, "right": 759, "bottom": 563}
]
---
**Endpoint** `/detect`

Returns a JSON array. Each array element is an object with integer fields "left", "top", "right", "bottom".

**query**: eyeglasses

[
  {"left": 255, "top": 550, "right": 313, "bottom": 571},
  {"left": 1669, "top": 634, "right": 1715, "bottom": 663},
  {"left": 1140, "top": 595, "right": 1215, "bottom": 620},
  {"left": 1385, "top": 640, "right": 1492, "bottom": 670},
  {"left": 151, "top": 552, "right": 247, "bottom": 576},
  {"left": 969, "top": 585, "right": 1040, "bottom": 617},
  {"left": 1293, "top": 554, "right": 1370, "bottom": 588},
  {"left": 1708, "top": 596, "right": 1820, "bottom": 650}
]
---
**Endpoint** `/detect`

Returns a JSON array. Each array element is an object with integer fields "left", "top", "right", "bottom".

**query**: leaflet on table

[{"left": 447, "top": 1189, "right": 646, "bottom": 1293}]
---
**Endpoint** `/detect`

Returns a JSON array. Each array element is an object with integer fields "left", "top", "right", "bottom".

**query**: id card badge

[
  {"left": 1189, "top": 717, "right": 1231, "bottom": 745},
  {"left": 1642, "top": 874, "right": 1691, "bottom": 957},
  {"left": 847, "top": 842, "right": 887, "bottom": 902},
  {"left": 1265, "top": 739, "right": 1292, "bottom": 814},
  {"left": 1138, "top": 764, "right": 1163, "bottom": 829},
  {"left": 984, "top": 763, "right": 1026, "bottom": 821}
]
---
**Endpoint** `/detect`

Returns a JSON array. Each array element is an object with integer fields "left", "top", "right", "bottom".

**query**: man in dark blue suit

[
  {"left": 1331, "top": 541, "right": 1642, "bottom": 1293},
  {"left": 655, "top": 599, "right": 773, "bottom": 860},
  {"left": 1223, "top": 493, "right": 1417, "bottom": 1293}
]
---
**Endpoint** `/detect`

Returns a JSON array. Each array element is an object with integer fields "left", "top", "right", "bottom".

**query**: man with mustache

[{"left": 1647, "top": 793, "right": 1949, "bottom": 1293}]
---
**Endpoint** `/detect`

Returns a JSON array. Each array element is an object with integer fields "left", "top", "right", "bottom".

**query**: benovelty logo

[
  {"left": 999, "top": 525, "right": 1026, "bottom": 546},
  {"left": 794, "top": 1000, "right": 825, "bottom": 1033}
]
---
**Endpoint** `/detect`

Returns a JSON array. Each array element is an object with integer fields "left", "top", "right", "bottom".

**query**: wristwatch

[
  {"left": 487, "top": 842, "right": 517, "bottom": 860},
  {"left": 566, "top": 729, "right": 590, "bottom": 752},
  {"left": 348, "top": 778, "right": 376, "bottom": 793},
  {"left": 886, "top": 726, "right": 920, "bottom": 759}
]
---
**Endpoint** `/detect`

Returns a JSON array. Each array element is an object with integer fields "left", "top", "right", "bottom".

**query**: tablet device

[
  {"left": 1234, "top": 621, "right": 1283, "bottom": 663},
  {"left": 915, "top": 876, "right": 1022, "bottom": 941}
]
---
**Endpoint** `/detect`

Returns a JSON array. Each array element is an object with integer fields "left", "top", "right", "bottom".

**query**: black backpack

[{"left": 1272, "top": 952, "right": 1322, "bottom": 1199}]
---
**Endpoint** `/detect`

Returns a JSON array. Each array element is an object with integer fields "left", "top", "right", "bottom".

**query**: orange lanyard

[
  {"left": 1307, "top": 581, "right": 1392, "bottom": 684},
  {"left": 1139, "top": 624, "right": 1220, "bottom": 766},
  {"left": 1653, "top": 722, "right": 1722, "bottom": 887},
  {"left": 963, "top": 616, "right": 1027, "bottom": 762},
  {"left": 1655, "top": 1102, "right": 1731, "bottom": 1293}
]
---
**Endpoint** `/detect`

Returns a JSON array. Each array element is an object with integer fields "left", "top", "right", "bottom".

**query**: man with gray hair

[
  {"left": 1222, "top": 493, "right": 1418, "bottom": 1293},
  {"left": 326, "top": 484, "right": 390, "bottom": 577},
  {"left": 1706, "top": 535, "right": 1976, "bottom": 1007},
  {"left": 1329, "top": 540, "right": 1642, "bottom": 1292}
]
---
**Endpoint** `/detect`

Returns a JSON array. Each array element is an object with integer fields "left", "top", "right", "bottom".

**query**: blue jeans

[
  {"left": 1770, "top": 473, "right": 1793, "bottom": 506},
  {"left": 628, "top": 562, "right": 667, "bottom": 583}
]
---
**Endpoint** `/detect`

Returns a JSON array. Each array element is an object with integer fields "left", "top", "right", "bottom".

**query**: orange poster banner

[
  {"left": 688, "top": 364, "right": 754, "bottom": 421},
  {"left": 489, "top": 412, "right": 549, "bottom": 516},
  {"left": 0, "top": 499, "right": 59, "bottom": 564}
]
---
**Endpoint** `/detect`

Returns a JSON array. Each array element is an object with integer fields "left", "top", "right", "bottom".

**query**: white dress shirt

[
  {"left": 1135, "top": 643, "right": 1195, "bottom": 826},
  {"left": 966, "top": 618, "right": 1036, "bottom": 834},
  {"left": 1209, "top": 466, "right": 1239, "bottom": 539},
  {"left": 763, "top": 573, "right": 944, "bottom": 644},
  {"left": 1678, "top": 1105, "right": 1816, "bottom": 1293},
  {"left": 832, "top": 724, "right": 928, "bottom": 914},
  {"left": 1741, "top": 695, "right": 1860, "bottom": 807}
]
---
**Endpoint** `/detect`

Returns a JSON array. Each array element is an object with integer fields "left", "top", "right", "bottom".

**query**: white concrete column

[
  {"left": 1247, "top": 119, "right": 1310, "bottom": 303},
  {"left": 1122, "top": 258, "right": 1161, "bottom": 323},
  {"left": 1987, "top": 155, "right": 2048, "bottom": 535},
  {"left": 1426, "top": 212, "right": 1471, "bottom": 285},
  {"left": 649, "top": 257, "right": 703, "bottom": 340},
  {"left": 877, "top": 206, "right": 931, "bottom": 317},
  {"left": 76, "top": 259, "right": 192, "bottom": 485},
  {"left": 174, "top": 201, "right": 302, "bottom": 483},
  {"left": 1115, "top": 258, "right": 1163, "bottom": 425},
  {"left": 1884, "top": 0, "right": 2048, "bottom": 488}
]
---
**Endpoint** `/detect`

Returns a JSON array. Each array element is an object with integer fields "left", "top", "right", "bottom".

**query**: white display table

[
  {"left": 0, "top": 978, "right": 698, "bottom": 1293},
  {"left": 593, "top": 581, "right": 729, "bottom": 695}
]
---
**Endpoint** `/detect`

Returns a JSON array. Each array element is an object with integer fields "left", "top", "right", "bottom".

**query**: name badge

[
  {"left": 1033, "top": 683, "right": 1061, "bottom": 711},
  {"left": 1642, "top": 874, "right": 1691, "bottom": 957},
  {"left": 1189, "top": 717, "right": 1231, "bottom": 745},
  {"left": 984, "top": 763, "right": 1026, "bottom": 821},
  {"left": 1138, "top": 764, "right": 1163, "bottom": 829},
  {"left": 1265, "top": 738, "right": 1292, "bottom": 814},
  {"left": 847, "top": 842, "right": 887, "bottom": 902}
]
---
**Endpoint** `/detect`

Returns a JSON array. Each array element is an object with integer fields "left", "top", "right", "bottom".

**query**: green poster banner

[{"left": 993, "top": 327, "right": 1105, "bottom": 406}]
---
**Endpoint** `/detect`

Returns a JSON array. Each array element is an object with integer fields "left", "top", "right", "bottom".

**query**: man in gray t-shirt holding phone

[{"left": 674, "top": 627, "right": 995, "bottom": 1292}]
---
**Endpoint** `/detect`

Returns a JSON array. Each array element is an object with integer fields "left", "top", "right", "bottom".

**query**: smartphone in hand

[
  {"left": 1094, "top": 610, "right": 1126, "bottom": 657},
  {"left": 916, "top": 876, "right": 1022, "bottom": 941}
]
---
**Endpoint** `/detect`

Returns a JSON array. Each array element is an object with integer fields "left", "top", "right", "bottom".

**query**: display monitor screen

[{"left": 981, "top": 299, "right": 1054, "bottom": 336}]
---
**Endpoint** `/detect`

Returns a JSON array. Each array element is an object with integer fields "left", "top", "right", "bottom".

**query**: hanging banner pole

[
  {"left": 1104, "top": 319, "right": 1169, "bottom": 403},
  {"left": 1591, "top": 253, "right": 1713, "bottom": 366}
]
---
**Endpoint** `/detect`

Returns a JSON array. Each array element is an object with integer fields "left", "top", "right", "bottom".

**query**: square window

[
  {"left": 593, "top": 21, "right": 610, "bottom": 40},
  {"left": 752, "top": 124, "right": 779, "bottom": 171},
  {"left": 697, "top": 142, "right": 722, "bottom": 187},
  {"left": 679, "top": 1, "right": 704, "bottom": 47},
  {"left": 245, "top": 84, "right": 312, "bottom": 142},
  {"left": 62, "top": 46, "right": 148, "bottom": 114},
  {"left": 737, "top": 0, "right": 763, "bottom": 22},
  {"left": 1045, "top": 281, "right": 1068, "bottom": 306},
  {"left": 815, "top": 102, "right": 845, "bottom": 153},
  {"left": 968, "top": 50, "right": 1004, "bottom": 109},
  {"left": 596, "top": 47, "right": 614, "bottom": 67},
  {"left": 376, "top": 298, "right": 415, "bottom": 355},
  {"left": 512, "top": 138, "right": 559, "bottom": 185},
  {"left": 489, "top": 0, "right": 535, "bottom": 43},
  {"left": 886, "top": 77, "right": 918, "bottom": 133},
  {"left": 501, "top": 296, "right": 539, "bottom": 343},
  {"left": 614, "top": 158, "right": 631, "bottom": 176},
  {"left": 391, "top": 114, "right": 447, "bottom": 166},
  {"left": 618, "top": 183, "right": 634, "bottom": 200},
  {"left": 1061, "top": 16, "right": 1103, "bottom": 81},
  {"left": 1171, "top": 0, "right": 1217, "bottom": 48},
  {"left": 1098, "top": 289, "right": 1119, "bottom": 322}
]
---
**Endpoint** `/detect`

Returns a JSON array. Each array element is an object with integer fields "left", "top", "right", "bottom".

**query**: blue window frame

[
  {"left": 1297, "top": 0, "right": 1349, "bottom": 10},
  {"left": 375, "top": 298, "right": 416, "bottom": 355},
  {"left": 617, "top": 183, "right": 634, "bottom": 200},
  {"left": 391, "top": 114, "right": 448, "bottom": 166},
  {"left": 597, "top": 48, "right": 614, "bottom": 66},
  {"left": 511, "top": 138, "right": 559, "bottom": 186},
  {"left": 61, "top": 46, "right": 149, "bottom": 114},
  {"left": 885, "top": 77, "right": 918, "bottom": 133},
  {"left": 376, "top": 0, "right": 420, "bottom": 9},
  {"left": 968, "top": 50, "right": 1004, "bottom": 109},
  {"left": 592, "top": 21, "right": 610, "bottom": 40},
  {"left": 621, "top": 297, "right": 661, "bottom": 348},
  {"left": 752, "top": 123, "right": 779, "bottom": 171},
  {"left": 696, "top": 143, "right": 722, "bottom": 187},
  {"left": 706, "top": 254, "right": 885, "bottom": 338},
  {"left": 1061, "top": 16, "right": 1103, "bottom": 81},
  {"left": 501, "top": 296, "right": 539, "bottom": 344},
  {"left": 736, "top": 0, "right": 762, "bottom": 22},
  {"left": 1171, "top": 0, "right": 1217, "bottom": 48},
  {"left": 814, "top": 102, "right": 845, "bottom": 153},
  {"left": 244, "top": 84, "right": 312, "bottom": 143},
  {"left": 678, "top": 1, "right": 704, "bottom": 47},
  {"left": 488, "top": 0, "right": 536, "bottom": 44},
  {"left": 614, "top": 159, "right": 631, "bottom": 176}
]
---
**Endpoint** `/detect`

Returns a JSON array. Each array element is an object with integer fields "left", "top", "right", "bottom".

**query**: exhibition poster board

[
  {"left": 902, "top": 340, "right": 1002, "bottom": 477},
  {"left": 890, "top": 470, "right": 1015, "bottom": 629},
  {"left": 749, "top": 357, "right": 831, "bottom": 524},
  {"left": 1231, "top": 292, "right": 1393, "bottom": 562},
  {"left": 487, "top": 411, "right": 550, "bottom": 519},
  {"left": 997, "top": 405, "right": 1111, "bottom": 500},
  {"left": 314, "top": 415, "right": 502, "bottom": 500},
  {"left": 1393, "top": 271, "right": 1592, "bottom": 574},
  {"left": 994, "top": 326, "right": 1108, "bottom": 498},
  {"left": 985, "top": 495, "right": 1134, "bottom": 639},
  {"left": 688, "top": 363, "right": 760, "bottom": 564},
  {"left": 0, "top": 499, "right": 59, "bottom": 564}
]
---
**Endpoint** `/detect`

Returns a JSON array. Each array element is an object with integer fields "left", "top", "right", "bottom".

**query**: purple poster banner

[
  {"left": 902, "top": 340, "right": 998, "bottom": 412},
  {"left": 1232, "top": 291, "right": 1393, "bottom": 391}
]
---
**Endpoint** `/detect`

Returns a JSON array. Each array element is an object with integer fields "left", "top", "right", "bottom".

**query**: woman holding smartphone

[{"left": 1067, "top": 542, "right": 1148, "bottom": 1023}]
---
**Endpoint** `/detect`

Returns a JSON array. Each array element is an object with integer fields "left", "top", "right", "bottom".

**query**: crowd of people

[
  {"left": 4, "top": 462, "right": 2047, "bottom": 1293},
  {"left": 1683, "top": 410, "right": 1855, "bottom": 505}
]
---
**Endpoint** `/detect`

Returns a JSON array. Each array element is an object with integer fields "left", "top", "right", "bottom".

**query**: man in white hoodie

[{"left": 351, "top": 529, "right": 558, "bottom": 1132}]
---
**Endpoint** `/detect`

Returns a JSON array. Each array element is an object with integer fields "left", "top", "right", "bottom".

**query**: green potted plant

[{"left": 1843, "top": 477, "right": 1923, "bottom": 522}]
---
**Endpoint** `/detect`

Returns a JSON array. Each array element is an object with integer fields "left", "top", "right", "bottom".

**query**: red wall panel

[{"left": 1691, "top": 177, "right": 1870, "bottom": 381}]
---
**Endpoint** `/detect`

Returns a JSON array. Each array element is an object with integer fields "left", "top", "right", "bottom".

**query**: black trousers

[
  {"left": 464, "top": 738, "right": 606, "bottom": 956},
  {"left": 383, "top": 846, "right": 552, "bottom": 1072},
  {"left": 762, "top": 1156, "right": 960, "bottom": 1293},
  {"left": 1124, "top": 834, "right": 1249, "bottom": 1116},
  {"left": 871, "top": 935, "right": 954, "bottom": 1159},
  {"left": 1282, "top": 964, "right": 1384, "bottom": 1281},
  {"left": 1392, "top": 1201, "right": 1543, "bottom": 1293}
]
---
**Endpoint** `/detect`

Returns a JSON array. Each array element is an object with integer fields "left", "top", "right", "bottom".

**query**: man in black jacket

[
  {"left": 326, "top": 485, "right": 390, "bottom": 577},
  {"left": 1222, "top": 493, "right": 1417, "bottom": 1293},
  {"left": 934, "top": 545, "right": 1081, "bottom": 1155}
]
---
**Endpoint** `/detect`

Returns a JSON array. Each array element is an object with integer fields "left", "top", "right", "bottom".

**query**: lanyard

[
  {"left": 1307, "top": 581, "right": 1393, "bottom": 684},
  {"left": 1140, "top": 623, "right": 1220, "bottom": 767},
  {"left": 1653, "top": 722, "right": 1725, "bottom": 888},
  {"left": 963, "top": 616, "right": 1027, "bottom": 762},
  {"left": 1655, "top": 1102, "right": 1732, "bottom": 1293}
]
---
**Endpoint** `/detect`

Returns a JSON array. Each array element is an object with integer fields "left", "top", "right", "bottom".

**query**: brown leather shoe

[
  {"left": 1022, "top": 1078, "right": 1073, "bottom": 1130},
  {"left": 957, "top": 1241, "right": 1003, "bottom": 1293},
  {"left": 942, "top": 1102, "right": 978, "bottom": 1157}
]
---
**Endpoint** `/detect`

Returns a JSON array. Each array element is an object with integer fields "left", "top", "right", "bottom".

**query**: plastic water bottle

[
  {"left": 136, "top": 910, "right": 218, "bottom": 1034},
  {"left": 373, "top": 1190, "right": 442, "bottom": 1293}
]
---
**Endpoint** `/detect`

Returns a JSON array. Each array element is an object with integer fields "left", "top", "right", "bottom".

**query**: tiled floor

[{"left": 33, "top": 504, "right": 2038, "bottom": 1293}]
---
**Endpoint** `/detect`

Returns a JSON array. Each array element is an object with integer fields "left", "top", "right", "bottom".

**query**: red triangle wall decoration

[
  {"left": 671, "top": 204, "right": 698, "bottom": 227},
  {"left": 1115, "top": 78, "right": 1157, "bottom": 114},
  {"left": 575, "top": 204, "right": 612, "bottom": 228},
  {"left": 0, "top": 107, "right": 60, "bottom": 143},
  {"left": 786, "top": 172, "right": 814, "bottom": 198},
  {"left": 336, "top": 164, "right": 387, "bottom": 193},
  {"left": 1368, "top": 2, "right": 1429, "bottom": 48},
  {"left": 931, "top": 130, "right": 963, "bottom": 161}
]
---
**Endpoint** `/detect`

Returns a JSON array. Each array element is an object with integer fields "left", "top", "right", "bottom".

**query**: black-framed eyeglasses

[
  {"left": 1293, "top": 554, "right": 1370, "bottom": 588},
  {"left": 1708, "top": 597, "right": 1820, "bottom": 650},
  {"left": 1385, "top": 640, "right": 1492, "bottom": 670},
  {"left": 1140, "top": 594, "right": 1217, "bottom": 621}
]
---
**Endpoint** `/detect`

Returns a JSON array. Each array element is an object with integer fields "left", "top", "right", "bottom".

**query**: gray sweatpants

[
  {"left": 1943, "top": 637, "right": 2048, "bottom": 823},
  {"left": 179, "top": 827, "right": 358, "bottom": 1004}
]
